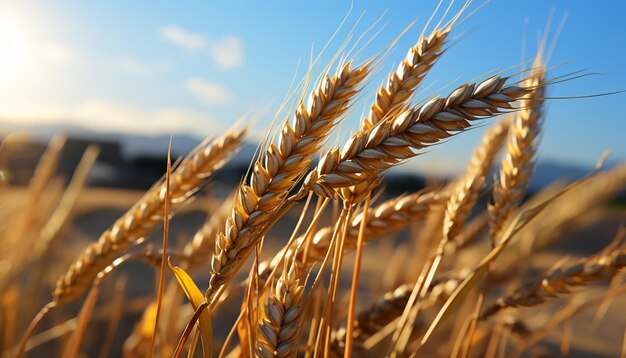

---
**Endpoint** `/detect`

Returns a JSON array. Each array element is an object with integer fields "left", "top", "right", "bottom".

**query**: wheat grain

[{"left": 331, "top": 273, "right": 464, "bottom": 353}]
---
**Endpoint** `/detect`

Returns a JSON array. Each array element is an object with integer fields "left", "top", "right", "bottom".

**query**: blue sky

[{"left": 0, "top": 1, "right": 624, "bottom": 175}]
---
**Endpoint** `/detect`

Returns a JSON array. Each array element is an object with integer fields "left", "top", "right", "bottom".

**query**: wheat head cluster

[{"left": 1, "top": 2, "right": 626, "bottom": 358}]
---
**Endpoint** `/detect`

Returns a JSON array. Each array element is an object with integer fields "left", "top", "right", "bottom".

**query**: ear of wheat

[
  {"left": 208, "top": 61, "right": 370, "bottom": 297},
  {"left": 489, "top": 62, "right": 546, "bottom": 243},
  {"left": 362, "top": 26, "right": 451, "bottom": 131},
  {"left": 302, "top": 75, "right": 532, "bottom": 198},
  {"left": 443, "top": 119, "right": 509, "bottom": 243},
  {"left": 256, "top": 266, "right": 305, "bottom": 358},
  {"left": 53, "top": 127, "right": 245, "bottom": 303},
  {"left": 480, "top": 248, "right": 626, "bottom": 320},
  {"left": 258, "top": 189, "right": 447, "bottom": 285}
]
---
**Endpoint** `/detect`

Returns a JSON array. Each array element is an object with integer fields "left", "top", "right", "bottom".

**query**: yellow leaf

[{"left": 168, "top": 260, "right": 212, "bottom": 357}]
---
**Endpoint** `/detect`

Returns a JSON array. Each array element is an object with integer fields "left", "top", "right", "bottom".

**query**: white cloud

[
  {"left": 186, "top": 78, "right": 232, "bottom": 104},
  {"left": 115, "top": 57, "right": 171, "bottom": 76},
  {"left": 159, "top": 25, "right": 206, "bottom": 52},
  {"left": 158, "top": 25, "right": 244, "bottom": 71},
  {"left": 210, "top": 36, "right": 244, "bottom": 70},
  {"left": 0, "top": 99, "right": 218, "bottom": 136}
]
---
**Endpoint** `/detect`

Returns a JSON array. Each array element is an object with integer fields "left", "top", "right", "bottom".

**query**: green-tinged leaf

[{"left": 169, "top": 260, "right": 212, "bottom": 357}]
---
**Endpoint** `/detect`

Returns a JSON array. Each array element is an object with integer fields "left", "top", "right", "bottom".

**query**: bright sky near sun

[{"left": 0, "top": 0, "right": 624, "bottom": 175}]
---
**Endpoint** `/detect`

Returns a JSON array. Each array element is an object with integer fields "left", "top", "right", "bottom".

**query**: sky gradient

[{"left": 0, "top": 1, "right": 624, "bottom": 175}]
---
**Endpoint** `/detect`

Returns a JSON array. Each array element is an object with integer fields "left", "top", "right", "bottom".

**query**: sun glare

[{"left": 0, "top": 15, "right": 29, "bottom": 84}]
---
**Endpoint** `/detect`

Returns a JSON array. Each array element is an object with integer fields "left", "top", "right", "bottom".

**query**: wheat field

[{"left": 1, "top": 2, "right": 626, "bottom": 358}]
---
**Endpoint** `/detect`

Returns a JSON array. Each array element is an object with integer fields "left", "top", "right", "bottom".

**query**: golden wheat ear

[
  {"left": 208, "top": 60, "right": 371, "bottom": 299},
  {"left": 362, "top": 27, "right": 452, "bottom": 131},
  {"left": 256, "top": 265, "right": 305, "bottom": 358},
  {"left": 443, "top": 119, "right": 509, "bottom": 243},
  {"left": 302, "top": 74, "right": 532, "bottom": 198},
  {"left": 52, "top": 126, "right": 246, "bottom": 305},
  {"left": 480, "top": 247, "right": 626, "bottom": 320},
  {"left": 489, "top": 59, "right": 546, "bottom": 244},
  {"left": 257, "top": 188, "right": 447, "bottom": 287}
]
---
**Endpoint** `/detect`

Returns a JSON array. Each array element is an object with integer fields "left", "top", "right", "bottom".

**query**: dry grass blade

[
  {"left": 52, "top": 127, "right": 245, "bottom": 304},
  {"left": 303, "top": 75, "right": 532, "bottom": 197},
  {"left": 256, "top": 266, "right": 305, "bottom": 358},
  {"left": 149, "top": 140, "right": 172, "bottom": 358},
  {"left": 208, "top": 61, "right": 370, "bottom": 297}
]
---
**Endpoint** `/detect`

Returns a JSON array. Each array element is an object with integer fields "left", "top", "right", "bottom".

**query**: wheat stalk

[
  {"left": 302, "top": 75, "right": 532, "bottom": 197},
  {"left": 208, "top": 61, "right": 370, "bottom": 296},
  {"left": 489, "top": 63, "right": 546, "bottom": 242},
  {"left": 480, "top": 248, "right": 626, "bottom": 320},
  {"left": 443, "top": 119, "right": 509, "bottom": 242},
  {"left": 256, "top": 266, "right": 305, "bottom": 358},
  {"left": 52, "top": 127, "right": 246, "bottom": 303}
]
